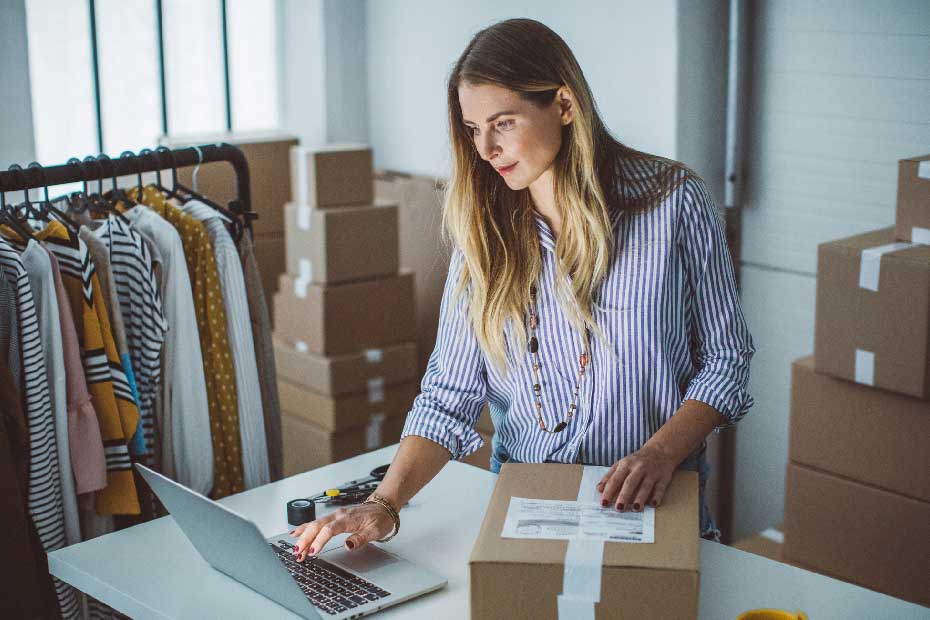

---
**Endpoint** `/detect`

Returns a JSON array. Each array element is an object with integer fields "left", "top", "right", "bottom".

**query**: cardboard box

[
  {"left": 160, "top": 131, "right": 298, "bottom": 236},
  {"left": 282, "top": 412, "right": 405, "bottom": 476},
  {"left": 273, "top": 273, "right": 416, "bottom": 356},
  {"left": 278, "top": 377, "right": 416, "bottom": 432},
  {"left": 814, "top": 227, "right": 930, "bottom": 398},
  {"left": 460, "top": 431, "right": 492, "bottom": 471},
  {"left": 783, "top": 463, "right": 930, "bottom": 607},
  {"left": 895, "top": 154, "right": 930, "bottom": 245},
  {"left": 273, "top": 337, "right": 418, "bottom": 397},
  {"left": 731, "top": 528, "right": 785, "bottom": 563},
  {"left": 375, "top": 170, "right": 450, "bottom": 375},
  {"left": 790, "top": 356, "right": 930, "bottom": 502},
  {"left": 290, "top": 144, "right": 374, "bottom": 208},
  {"left": 470, "top": 464, "right": 699, "bottom": 619},
  {"left": 284, "top": 202, "right": 399, "bottom": 284},
  {"left": 253, "top": 233, "right": 285, "bottom": 325}
]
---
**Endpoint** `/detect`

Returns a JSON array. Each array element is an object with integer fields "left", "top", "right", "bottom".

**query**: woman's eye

[{"left": 497, "top": 119, "right": 515, "bottom": 130}]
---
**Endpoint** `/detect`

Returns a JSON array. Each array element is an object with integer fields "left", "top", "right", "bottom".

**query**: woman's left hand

[{"left": 596, "top": 443, "right": 677, "bottom": 512}]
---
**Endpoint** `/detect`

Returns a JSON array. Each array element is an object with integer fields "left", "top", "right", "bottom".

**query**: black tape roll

[{"left": 287, "top": 499, "right": 316, "bottom": 526}]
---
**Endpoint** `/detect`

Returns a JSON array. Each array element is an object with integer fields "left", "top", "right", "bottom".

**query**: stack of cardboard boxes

[
  {"left": 274, "top": 145, "right": 420, "bottom": 476},
  {"left": 781, "top": 153, "right": 930, "bottom": 606}
]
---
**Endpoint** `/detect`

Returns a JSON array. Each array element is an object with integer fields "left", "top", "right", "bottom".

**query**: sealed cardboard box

[
  {"left": 895, "top": 154, "right": 930, "bottom": 245},
  {"left": 160, "top": 131, "right": 298, "bottom": 236},
  {"left": 731, "top": 528, "right": 785, "bottom": 563},
  {"left": 278, "top": 377, "right": 416, "bottom": 432},
  {"left": 253, "top": 233, "right": 286, "bottom": 324},
  {"left": 783, "top": 463, "right": 930, "bottom": 607},
  {"left": 470, "top": 464, "right": 699, "bottom": 619},
  {"left": 375, "top": 170, "right": 450, "bottom": 375},
  {"left": 284, "top": 202, "right": 399, "bottom": 284},
  {"left": 273, "top": 273, "right": 416, "bottom": 356},
  {"left": 282, "top": 412, "right": 405, "bottom": 476},
  {"left": 273, "top": 337, "right": 418, "bottom": 397},
  {"left": 790, "top": 356, "right": 930, "bottom": 502},
  {"left": 291, "top": 144, "right": 374, "bottom": 208},
  {"left": 814, "top": 227, "right": 930, "bottom": 398}
]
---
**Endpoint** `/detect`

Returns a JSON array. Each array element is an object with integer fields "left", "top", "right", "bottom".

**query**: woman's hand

[
  {"left": 290, "top": 503, "right": 395, "bottom": 561},
  {"left": 596, "top": 444, "right": 677, "bottom": 512}
]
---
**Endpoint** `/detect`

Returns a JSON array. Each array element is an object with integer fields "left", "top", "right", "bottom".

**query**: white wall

[
  {"left": 0, "top": 0, "right": 37, "bottom": 169},
  {"left": 733, "top": 0, "right": 930, "bottom": 540}
]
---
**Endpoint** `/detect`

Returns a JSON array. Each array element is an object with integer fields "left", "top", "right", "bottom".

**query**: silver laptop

[{"left": 135, "top": 463, "right": 446, "bottom": 619}]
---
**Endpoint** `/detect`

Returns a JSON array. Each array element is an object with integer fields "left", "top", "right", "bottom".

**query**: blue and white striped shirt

[{"left": 401, "top": 160, "right": 755, "bottom": 471}]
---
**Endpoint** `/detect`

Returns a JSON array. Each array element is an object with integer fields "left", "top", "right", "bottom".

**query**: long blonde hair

[{"left": 444, "top": 18, "right": 689, "bottom": 376}]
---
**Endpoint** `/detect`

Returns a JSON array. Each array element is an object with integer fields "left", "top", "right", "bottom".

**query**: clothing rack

[{"left": 0, "top": 143, "right": 255, "bottom": 234}]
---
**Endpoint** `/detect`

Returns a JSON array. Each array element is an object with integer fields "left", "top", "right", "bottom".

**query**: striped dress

[
  {"left": 0, "top": 237, "right": 79, "bottom": 618},
  {"left": 401, "top": 162, "right": 755, "bottom": 529},
  {"left": 34, "top": 221, "right": 141, "bottom": 516}
]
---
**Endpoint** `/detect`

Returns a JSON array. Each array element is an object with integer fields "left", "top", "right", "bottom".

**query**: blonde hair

[{"left": 444, "top": 18, "right": 689, "bottom": 376}]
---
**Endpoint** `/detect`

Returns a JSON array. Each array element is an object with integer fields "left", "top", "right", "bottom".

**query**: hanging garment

[
  {"left": 32, "top": 221, "right": 141, "bottom": 516},
  {"left": 21, "top": 240, "right": 82, "bottom": 547},
  {"left": 0, "top": 263, "right": 19, "bottom": 388},
  {"left": 239, "top": 232, "right": 283, "bottom": 481},
  {"left": 120, "top": 203, "right": 213, "bottom": 495},
  {"left": 80, "top": 226, "right": 146, "bottom": 458},
  {"left": 47, "top": 250, "right": 107, "bottom": 497},
  {"left": 0, "top": 236, "right": 79, "bottom": 618},
  {"left": 0, "top": 353, "right": 60, "bottom": 620},
  {"left": 183, "top": 200, "right": 269, "bottom": 488},
  {"left": 132, "top": 185, "right": 244, "bottom": 498}
]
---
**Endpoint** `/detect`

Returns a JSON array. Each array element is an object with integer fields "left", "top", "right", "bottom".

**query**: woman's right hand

[{"left": 290, "top": 503, "right": 395, "bottom": 562}]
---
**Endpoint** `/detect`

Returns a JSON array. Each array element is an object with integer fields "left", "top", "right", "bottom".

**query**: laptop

[{"left": 135, "top": 463, "right": 447, "bottom": 619}]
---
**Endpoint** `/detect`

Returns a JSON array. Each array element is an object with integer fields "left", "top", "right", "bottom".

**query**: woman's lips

[{"left": 497, "top": 162, "right": 518, "bottom": 175}]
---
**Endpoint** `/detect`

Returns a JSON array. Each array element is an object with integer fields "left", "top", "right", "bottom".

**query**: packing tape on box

[
  {"left": 759, "top": 527, "right": 785, "bottom": 544},
  {"left": 855, "top": 348, "right": 875, "bottom": 386},
  {"left": 367, "top": 377, "right": 385, "bottom": 404},
  {"left": 918, "top": 160, "right": 930, "bottom": 179},
  {"left": 557, "top": 465, "right": 609, "bottom": 620},
  {"left": 297, "top": 204, "right": 312, "bottom": 231},
  {"left": 912, "top": 227, "right": 930, "bottom": 246},
  {"left": 295, "top": 340, "right": 308, "bottom": 353},
  {"left": 364, "top": 348, "right": 384, "bottom": 363},
  {"left": 858, "top": 242, "right": 912, "bottom": 292},
  {"left": 365, "top": 412, "right": 386, "bottom": 450},
  {"left": 294, "top": 275, "right": 310, "bottom": 299},
  {"left": 299, "top": 258, "right": 313, "bottom": 281}
]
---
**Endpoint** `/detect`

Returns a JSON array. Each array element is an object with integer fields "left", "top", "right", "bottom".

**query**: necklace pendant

[
  {"left": 552, "top": 421, "right": 567, "bottom": 433},
  {"left": 579, "top": 353, "right": 588, "bottom": 367}
]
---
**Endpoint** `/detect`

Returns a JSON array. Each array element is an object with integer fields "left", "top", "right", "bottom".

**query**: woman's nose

[{"left": 478, "top": 134, "right": 499, "bottom": 161}]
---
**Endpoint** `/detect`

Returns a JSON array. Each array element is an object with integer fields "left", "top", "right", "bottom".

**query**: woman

[{"left": 292, "top": 18, "right": 754, "bottom": 560}]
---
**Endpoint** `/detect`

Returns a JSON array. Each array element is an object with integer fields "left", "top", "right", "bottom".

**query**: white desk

[{"left": 49, "top": 445, "right": 929, "bottom": 619}]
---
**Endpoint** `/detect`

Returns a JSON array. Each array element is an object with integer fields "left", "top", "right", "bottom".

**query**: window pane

[
  {"left": 25, "top": 0, "right": 97, "bottom": 197},
  {"left": 227, "top": 0, "right": 279, "bottom": 131},
  {"left": 162, "top": 0, "right": 225, "bottom": 135},
  {"left": 96, "top": 0, "right": 162, "bottom": 155}
]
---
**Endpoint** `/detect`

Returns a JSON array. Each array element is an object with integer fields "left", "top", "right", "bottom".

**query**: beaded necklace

[{"left": 527, "top": 284, "right": 590, "bottom": 433}]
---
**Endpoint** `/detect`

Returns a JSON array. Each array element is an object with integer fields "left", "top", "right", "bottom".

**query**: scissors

[{"left": 308, "top": 464, "right": 390, "bottom": 506}]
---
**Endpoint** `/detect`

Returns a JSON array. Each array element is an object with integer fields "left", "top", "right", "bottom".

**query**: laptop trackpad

[{"left": 325, "top": 545, "right": 399, "bottom": 575}]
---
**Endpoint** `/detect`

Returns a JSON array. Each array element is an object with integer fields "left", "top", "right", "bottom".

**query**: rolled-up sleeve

[
  {"left": 677, "top": 174, "right": 755, "bottom": 429},
  {"left": 400, "top": 249, "right": 487, "bottom": 459}
]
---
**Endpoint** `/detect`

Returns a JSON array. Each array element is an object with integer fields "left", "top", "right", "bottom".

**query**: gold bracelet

[{"left": 364, "top": 493, "right": 400, "bottom": 543}]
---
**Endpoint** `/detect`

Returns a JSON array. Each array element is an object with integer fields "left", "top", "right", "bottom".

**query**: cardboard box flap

[
  {"left": 470, "top": 464, "right": 698, "bottom": 572},
  {"left": 822, "top": 228, "right": 930, "bottom": 267}
]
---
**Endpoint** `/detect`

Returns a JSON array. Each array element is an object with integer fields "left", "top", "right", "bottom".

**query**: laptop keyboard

[{"left": 270, "top": 539, "right": 392, "bottom": 615}]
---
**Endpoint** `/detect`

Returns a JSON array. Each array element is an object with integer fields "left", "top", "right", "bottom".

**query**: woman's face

[{"left": 458, "top": 82, "right": 572, "bottom": 192}]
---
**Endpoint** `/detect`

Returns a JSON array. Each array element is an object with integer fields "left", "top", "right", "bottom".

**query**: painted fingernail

[
  {"left": 651, "top": 499, "right": 658, "bottom": 507},
  {"left": 293, "top": 545, "right": 298, "bottom": 552},
  {"left": 601, "top": 499, "right": 608, "bottom": 507},
  {"left": 633, "top": 503, "right": 640, "bottom": 511},
  {"left": 346, "top": 540, "right": 355, "bottom": 550},
  {"left": 617, "top": 503, "right": 624, "bottom": 511},
  {"left": 308, "top": 547, "right": 315, "bottom": 555}
]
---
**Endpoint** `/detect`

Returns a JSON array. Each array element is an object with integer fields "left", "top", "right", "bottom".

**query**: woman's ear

[{"left": 557, "top": 86, "right": 574, "bottom": 126}]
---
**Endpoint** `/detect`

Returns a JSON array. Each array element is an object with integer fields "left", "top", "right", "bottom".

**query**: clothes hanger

[
  {"left": 120, "top": 150, "right": 145, "bottom": 199},
  {"left": 86, "top": 155, "right": 132, "bottom": 223},
  {"left": 152, "top": 145, "right": 182, "bottom": 200},
  {"left": 174, "top": 145, "right": 237, "bottom": 223},
  {"left": 63, "top": 157, "right": 92, "bottom": 214},
  {"left": 0, "top": 166, "right": 36, "bottom": 241},
  {"left": 26, "top": 161, "right": 80, "bottom": 234}
]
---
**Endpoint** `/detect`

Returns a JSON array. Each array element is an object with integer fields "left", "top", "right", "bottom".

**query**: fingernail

[
  {"left": 308, "top": 547, "right": 315, "bottom": 555},
  {"left": 633, "top": 503, "right": 640, "bottom": 511},
  {"left": 293, "top": 545, "right": 298, "bottom": 552},
  {"left": 651, "top": 499, "right": 658, "bottom": 507},
  {"left": 601, "top": 499, "right": 608, "bottom": 507},
  {"left": 617, "top": 503, "right": 624, "bottom": 511},
  {"left": 346, "top": 540, "right": 355, "bottom": 550}
]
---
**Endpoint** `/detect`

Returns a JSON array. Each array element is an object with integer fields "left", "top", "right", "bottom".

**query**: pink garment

[{"left": 47, "top": 251, "right": 106, "bottom": 495}]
